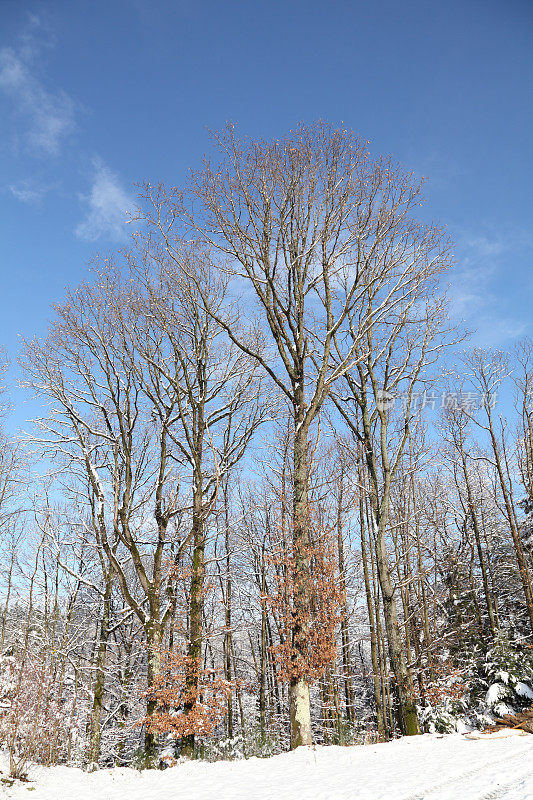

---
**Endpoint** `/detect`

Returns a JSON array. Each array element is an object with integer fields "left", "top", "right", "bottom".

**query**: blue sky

[{"left": 1, "top": 0, "right": 532, "bottom": 429}]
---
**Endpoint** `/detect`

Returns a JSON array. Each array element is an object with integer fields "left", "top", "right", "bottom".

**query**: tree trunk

[
  {"left": 360, "top": 495, "right": 385, "bottom": 739},
  {"left": 488, "top": 422, "right": 533, "bottom": 631},
  {"left": 373, "top": 516, "right": 419, "bottom": 736},
  {"left": 289, "top": 415, "right": 313, "bottom": 749},
  {"left": 224, "top": 485, "right": 234, "bottom": 740},
  {"left": 359, "top": 394, "right": 420, "bottom": 737},
  {"left": 337, "top": 480, "right": 355, "bottom": 727},
  {"left": 87, "top": 571, "right": 112, "bottom": 766},
  {"left": 259, "top": 552, "right": 268, "bottom": 738},
  {"left": 181, "top": 478, "right": 205, "bottom": 758},
  {"left": 145, "top": 619, "right": 163, "bottom": 760}
]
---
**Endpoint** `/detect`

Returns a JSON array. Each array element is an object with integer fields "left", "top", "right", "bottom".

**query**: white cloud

[
  {"left": 8, "top": 178, "right": 50, "bottom": 203},
  {"left": 450, "top": 262, "right": 495, "bottom": 319},
  {"left": 450, "top": 232, "right": 529, "bottom": 346},
  {"left": 2, "top": 17, "right": 133, "bottom": 245},
  {"left": 0, "top": 18, "right": 76, "bottom": 156},
  {"left": 75, "top": 158, "right": 134, "bottom": 242}
]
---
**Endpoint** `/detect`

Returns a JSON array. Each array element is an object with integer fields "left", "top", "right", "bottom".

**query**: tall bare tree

[
  {"left": 462, "top": 349, "right": 533, "bottom": 631},
  {"left": 136, "top": 121, "right": 451, "bottom": 747},
  {"left": 21, "top": 269, "right": 186, "bottom": 759},
  {"left": 127, "top": 246, "right": 269, "bottom": 756},
  {"left": 332, "top": 249, "right": 451, "bottom": 734}
]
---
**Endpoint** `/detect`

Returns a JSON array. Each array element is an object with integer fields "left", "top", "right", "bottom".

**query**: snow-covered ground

[{"left": 2, "top": 733, "right": 533, "bottom": 800}]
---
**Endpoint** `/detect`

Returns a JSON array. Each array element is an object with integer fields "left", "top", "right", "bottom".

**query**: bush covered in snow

[
  {"left": 420, "top": 633, "right": 533, "bottom": 734},
  {"left": 0, "top": 647, "right": 75, "bottom": 778}
]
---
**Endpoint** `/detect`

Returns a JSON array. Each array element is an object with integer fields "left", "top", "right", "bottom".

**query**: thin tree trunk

[
  {"left": 87, "top": 570, "right": 113, "bottom": 766},
  {"left": 360, "top": 488, "right": 385, "bottom": 739},
  {"left": 181, "top": 475, "right": 205, "bottom": 758},
  {"left": 337, "top": 475, "right": 355, "bottom": 726}
]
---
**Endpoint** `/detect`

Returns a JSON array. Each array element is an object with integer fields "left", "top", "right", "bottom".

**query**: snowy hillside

[{"left": 3, "top": 734, "right": 533, "bottom": 800}]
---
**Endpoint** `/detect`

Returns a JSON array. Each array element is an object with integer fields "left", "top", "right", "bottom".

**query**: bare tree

[
  {"left": 21, "top": 267, "right": 188, "bottom": 760},
  {"left": 22, "top": 248, "right": 269, "bottom": 760},
  {"left": 126, "top": 246, "right": 270, "bottom": 756},
  {"left": 332, "top": 253, "right": 451, "bottom": 734},
  {"left": 462, "top": 349, "right": 533, "bottom": 631},
  {"left": 440, "top": 404, "right": 498, "bottom": 635},
  {"left": 135, "top": 121, "right": 451, "bottom": 747}
]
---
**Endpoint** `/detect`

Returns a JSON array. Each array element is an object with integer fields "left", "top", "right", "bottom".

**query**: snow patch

[
  {"left": 486, "top": 682, "right": 507, "bottom": 705},
  {"left": 514, "top": 681, "right": 533, "bottom": 700},
  {"left": 5, "top": 735, "right": 533, "bottom": 800}
]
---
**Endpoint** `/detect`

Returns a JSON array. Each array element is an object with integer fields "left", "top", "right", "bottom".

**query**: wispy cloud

[
  {"left": 3, "top": 17, "right": 134, "bottom": 247},
  {"left": 0, "top": 16, "right": 76, "bottom": 156},
  {"left": 8, "top": 178, "right": 51, "bottom": 204},
  {"left": 450, "top": 232, "right": 530, "bottom": 345},
  {"left": 75, "top": 158, "right": 134, "bottom": 242}
]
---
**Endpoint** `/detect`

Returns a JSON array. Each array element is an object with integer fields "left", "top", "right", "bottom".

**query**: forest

[{"left": 1, "top": 122, "right": 533, "bottom": 778}]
